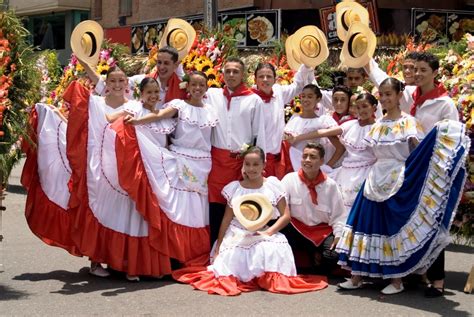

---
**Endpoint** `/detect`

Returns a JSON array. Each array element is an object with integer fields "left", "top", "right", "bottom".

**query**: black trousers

[
  {"left": 427, "top": 250, "right": 445, "bottom": 281},
  {"left": 280, "top": 223, "right": 338, "bottom": 274},
  {"left": 209, "top": 202, "right": 226, "bottom": 247}
]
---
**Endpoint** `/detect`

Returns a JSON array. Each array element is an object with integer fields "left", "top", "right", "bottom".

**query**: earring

[
  {"left": 125, "top": 88, "right": 130, "bottom": 94},
  {"left": 185, "top": 92, "right": 191, "bottom": 99},
  {"left": 104, "top": 88, "right": 110, "bottom": 96}
]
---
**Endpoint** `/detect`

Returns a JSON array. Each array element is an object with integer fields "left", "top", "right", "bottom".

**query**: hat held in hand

[
  {"left": 285, "top": 25, "right": 329, "bottom": 71},
  {"left": 159, "top": 18, "right": 196, "bottom": 62},
  {"left": 232, "top": 193, "right": 274, "bottom": 232},
  {"left": 336, "top": 0, "right": 369, "bottom": 42},
  {"left": 340, "top": 22, "right": 376, "bottom": 68},
  {"left": 70, "top": 20, "right": 104, "bottom": 67}
]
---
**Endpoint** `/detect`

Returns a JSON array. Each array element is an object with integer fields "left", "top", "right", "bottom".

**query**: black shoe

[{"left": 424, "top": 284, "right": 444, "bottom": 298}]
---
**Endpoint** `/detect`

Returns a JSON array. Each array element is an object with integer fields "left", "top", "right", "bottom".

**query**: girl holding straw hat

[{"left": 174, "top": 146, "right": 328, "bottom": 295}]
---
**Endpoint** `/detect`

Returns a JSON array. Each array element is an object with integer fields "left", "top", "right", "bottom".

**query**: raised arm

[
  {"left": 77, "top": 57, "right": 100, "bottom": 86},
  {"left": 280, "top": 64, "right": 315, "bottom": 104}
]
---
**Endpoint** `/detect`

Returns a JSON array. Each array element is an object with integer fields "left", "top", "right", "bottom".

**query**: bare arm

[
  {"left": 76, "top": 57, "right": 100, "bottom": 85},
  {"left": 326, "top": 136, "right": 346, "bottom": 167},
  {"left": 214, "top": 205, "right": 235, "bottom": 255},
  {"left": 291, "top": 126, "right": 343, "bottom": 144},
  {"left": 259, "top": 198, "right": 290, "bottom": 236},
  {"left": 124, "top": 107, "right": 178, "bottom": 125}
]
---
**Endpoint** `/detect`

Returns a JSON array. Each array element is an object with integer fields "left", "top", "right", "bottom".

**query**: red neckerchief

[
  {"left": 332, "top": 112, "right": 356, "bottom": 125},
  {"left": 147, "top": 70, "right": 186, "bottom": 102},
  {"left": 298, "top": 168, "right": 327, "bottom": 205},
  {"left": 251, "top": 88, "right": 274, "bottom": 103},
  {"left": 223, "top": 84, "right": 253, "bottom": 110},
  {"left": 410, "top": 82, "right": 448, "bottom": 116}
]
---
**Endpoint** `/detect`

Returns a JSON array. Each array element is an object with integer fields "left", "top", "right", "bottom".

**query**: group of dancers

[{"left": 21, "top": 16, "right": 470, "bottom": 297}]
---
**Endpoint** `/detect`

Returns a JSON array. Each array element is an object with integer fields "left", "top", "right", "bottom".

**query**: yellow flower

[
  {"left": 204, "top": 68, "right": 218, "bottom": 80},
  {"left": 453, "top": 64, "right": 459, "bottom": 75},
  {"left": 391, "top": 123, "right": 401, "bottom": 135},
  {"left": 208, "top": 79, "right": 221, "bottom": 88},
  {"left": 96, "top": 64, "right": 110, "bottom": 75},
  {"left": 195, "top": 58, "right": 213, "bottom": 72},
  {"left": 75, "top": 63, "right": 84, "bottom": 72}
]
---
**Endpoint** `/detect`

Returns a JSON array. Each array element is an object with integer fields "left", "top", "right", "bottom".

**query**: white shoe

[
  {"left": 126, "top": 274, "right": 140, "bottom": 282},
  {"left": 338, "top": 279, "right": 363, "bottom": 290},
  {"left": 89, "top": 264, "right": 110, "bottom": 278},
  {"left": 381, "top": 283, "right": 404, "bottom": 295}
]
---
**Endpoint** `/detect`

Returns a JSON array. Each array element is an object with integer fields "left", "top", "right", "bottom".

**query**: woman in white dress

[
  {"left": 309, "top": 93, "right": 378, "bottom": 211},
  {"left": 64, "top": 66, "right": 174, "bottom": 281},
  {"left": 112, "top": 72, "right": 217, "bottom": 266},
  {"left": 284, "top": 84, "right": 345, "bottom": 173},
  {"left": 174, "top": 146, "right": 328, "bottom": 295}
]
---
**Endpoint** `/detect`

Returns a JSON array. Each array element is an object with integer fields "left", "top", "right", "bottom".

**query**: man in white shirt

[
  {"left": 281, "top": 143, "right": 347, "bottom": 274},
  {"left": 207, "top": 57, "right": 266, "bottom": 245}
]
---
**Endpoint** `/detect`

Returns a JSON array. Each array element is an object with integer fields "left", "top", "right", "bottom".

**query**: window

[
  {"left": 31, "top": 14, "right": 66, "bottom": 50},
  {"left": 119, "top": 0, "right": 132, "bottom": 17},
  {"left": 93, "top": 0, "right": 102, "bottom": 19}
]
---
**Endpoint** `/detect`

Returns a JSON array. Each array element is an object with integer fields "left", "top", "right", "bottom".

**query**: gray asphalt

[{"left": 0, "top": 160, "right": 473, "bottom": 316}]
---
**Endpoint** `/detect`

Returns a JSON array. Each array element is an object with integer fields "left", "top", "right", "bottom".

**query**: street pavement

[{"left": 1, "top": 160, "right": 473, "bottom": 316}]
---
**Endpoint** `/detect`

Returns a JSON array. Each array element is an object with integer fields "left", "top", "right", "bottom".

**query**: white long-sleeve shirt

[
  {"left": 281, "top": 172, "right": 347, "bottom": 238},
  {"left": 206, "top": 88, "right": 266, "bottom": 153}
]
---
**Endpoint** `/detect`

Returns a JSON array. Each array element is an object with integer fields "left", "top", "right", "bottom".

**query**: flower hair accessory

[
  {"left": 179, "top": 73, "right": 190, "bottom": 90},
  {"left": 239, "top": 143, "right": 251, "bottom": 156}
]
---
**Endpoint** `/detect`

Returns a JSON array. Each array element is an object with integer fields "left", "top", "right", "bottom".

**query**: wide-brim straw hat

[
  {"left": 340, "top": 21, "right": 376, "bottom": 68},
  {"left": 232, "top": 193, "right": 274, "bottom": 232},
  {"left": 159, "top": 18, "right": 196, "bottom": 61},
  {"left": 285, "top": 25, "right": 329, "bottom": 71},
  {"left": 70, "top": 20, "right": 104, "bottom": 67},
  {"left": 336, "top": 0, "right": 369, "bottom": 42}
]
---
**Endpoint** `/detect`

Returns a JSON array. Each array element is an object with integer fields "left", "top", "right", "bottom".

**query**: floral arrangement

[
  {"left": 0, "top": 11, "right": 41, "bottom": 184},
  {"left": 36, "top": 51, "right": 62, "bottom": 102},
  {"left": 180, "top": 31, "right": 237, "bottom": 88},
  {"left": 383, "top": 37, "right": 432, "bottom": 79},
  {"left": 48, "top": 42, "right": 128, "bottom": 114}
]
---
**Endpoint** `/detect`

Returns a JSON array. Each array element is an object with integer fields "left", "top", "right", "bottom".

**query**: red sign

[{"left": 319, "top": 0, "right": 379, "bottom": 43}]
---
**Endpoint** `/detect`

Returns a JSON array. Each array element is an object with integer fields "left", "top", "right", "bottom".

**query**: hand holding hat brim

[
  {"left": 159, "top": 18, "right": 196, "bottom": 62},
  {"left": 70, "top": 20, "right": 104, "bottom": 67},
  {"left": 340, "top": 22, "right": 376, "bottom": 68},
  {"left": 285, "top": 25, "right": 329, "bottom": 71}
]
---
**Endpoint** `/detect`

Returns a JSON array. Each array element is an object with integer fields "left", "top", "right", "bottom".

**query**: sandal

[{"left": 425, "top": 284, "right": 444, "bottom": 298}]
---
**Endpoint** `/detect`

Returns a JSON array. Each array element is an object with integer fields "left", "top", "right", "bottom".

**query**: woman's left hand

[{"left": 257, "top": 229, "right": 274, "bottom": 236}]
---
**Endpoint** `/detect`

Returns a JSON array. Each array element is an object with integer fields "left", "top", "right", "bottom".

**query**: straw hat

[
  {"left": 336, "top": 0, "right": 369, "bottom": 42},
  {"left": 70, "top": 20, "right": 104, "bottom": 67},
  {"left": 340, "top": 22, "right": 376, "bottom": 68},
  {"left": 232, "top": 193, "right": 274, "bottom": 232},
  {"left": 285, "top": 25, "right": 329, "bottom": 71},
  {"left": 159, "top": 18, "right": 196, "bottom": 61}
]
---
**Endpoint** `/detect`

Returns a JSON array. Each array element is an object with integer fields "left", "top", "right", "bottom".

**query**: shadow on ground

[
  {"left": 0, "top": 283, "right": 30, "bottom": 301},
  {"left": 13, "top": 267, "right": 174, "bottom": 297}
]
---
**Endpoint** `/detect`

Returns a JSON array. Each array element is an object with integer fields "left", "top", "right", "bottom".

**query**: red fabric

[
  {"left": 410, "top": 82, "right": 448, "bottom": 116},
  {"left": 264, "top": 153, "right": 287, "bottom": 180},
  {"left": 173, "top": 268, "right": 328, "bottom": 296},
  {"left": 332, "top": 112, "right": 356, "bottom": 125},
  {"left": 297, "top": 169, "right": 327, "bottom": 205},
  {"left": 20, "top": 107, "right": 82, "bottom": 256},
  {"left": 164, "top": 73, "right": 187, "bottom": 102},
  {"left": 290, "top": 217, "right": 333, "bottom": 247},
  {"left": 208, "top": 147, "right": 243, "bottom": 204},
  {"left": 111, "top": 118, "right": 210, "bottom": 264},
  {"left": 278, "top": 140, "right": 294, "bottom": 176},
  {"left": 251, "top": 88, "right": 273, "bottom": 103},
  {"left": 63, "top": 81, "right": 172, "bottom": 276},
  {"left": 223, "top": 84, "right": 253, "bottom": 110},
  {"left": 146, "top": 71, "right": 187, "bottom": 103}
]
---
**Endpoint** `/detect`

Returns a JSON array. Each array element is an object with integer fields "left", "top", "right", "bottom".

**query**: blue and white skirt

[{"left": 336, "top": 120, "right": 470, "bottom": 279}]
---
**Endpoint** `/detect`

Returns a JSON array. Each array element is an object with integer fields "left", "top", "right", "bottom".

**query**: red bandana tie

[
  {"left": 332, "top": 112, "right": 356, "bottom": 125},
  {"left": 223, "top": 84, "right": 253, "bottom": 110},
  {"left": 410, "top": 82, "right": 448, "bottom": 116},
  {"left": 298, "top": 168, "right": 327, "bottom": 205},
  {"left": 251, "top": 88, "right": 274, "bottom": 103},
  {"left": 147, "top": 70, "right": 186, "bottom": 102}
]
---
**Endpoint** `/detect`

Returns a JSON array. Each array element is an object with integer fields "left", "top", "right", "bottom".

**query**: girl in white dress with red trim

[
  {"left": 113, "top": 72, "right": 217, "bottom": 266},
  {"left": 309, "top": 93, "right": 378, "bottom": 211},
  {"left": 64, "top": 66, "right": 175, "bottom": 281},
  {"left": 284, "top": 84, "right": 345, "bottom": 173},
  {"left": 174, "top": 146, "right": 328, "bottom": 295}
]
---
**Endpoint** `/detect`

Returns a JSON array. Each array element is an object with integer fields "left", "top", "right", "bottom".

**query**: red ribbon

[
  {"left": 223, "top": 84, "right": 253, "bottom": 110},
  {"left": 410, "top": 82, "right": 448, "bottom": 116}
]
